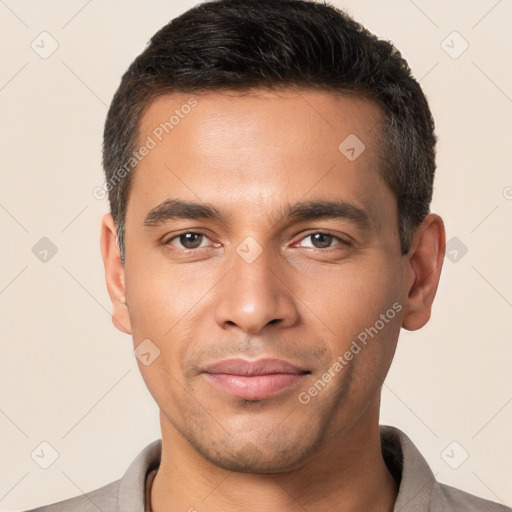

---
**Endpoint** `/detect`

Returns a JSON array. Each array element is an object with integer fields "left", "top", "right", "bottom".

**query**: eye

[
  {"left": 296, "top": 232, "right": 350, "bottom": 249},
  {"left": 165, "top": 232, "right": 211, "bottom": 250}
]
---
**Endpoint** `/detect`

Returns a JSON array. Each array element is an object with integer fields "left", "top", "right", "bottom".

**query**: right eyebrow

[{"left": 143, "top": 199, "right": 224, "bottom": 229}]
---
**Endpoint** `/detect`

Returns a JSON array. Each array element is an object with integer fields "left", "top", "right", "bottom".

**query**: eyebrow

[
  {"left": 143, "top": 198, "right": 374, "bottom": 231},
  {"left": 143, "top": 199, "right": 223, "bottom": 228}
]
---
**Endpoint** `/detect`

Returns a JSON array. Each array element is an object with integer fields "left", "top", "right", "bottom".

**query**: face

[{"left": 104, "top": 89, "right": 420, "bottom": 472}]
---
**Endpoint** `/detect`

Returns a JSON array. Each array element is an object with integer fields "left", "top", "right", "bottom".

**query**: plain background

[{"left": 0, "top": 0, "right": 511, "bottom": 509}]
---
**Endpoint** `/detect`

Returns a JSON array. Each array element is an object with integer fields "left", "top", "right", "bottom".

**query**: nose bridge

[{"left": 214, "top": 243, "right": 298, "bottom": 333}]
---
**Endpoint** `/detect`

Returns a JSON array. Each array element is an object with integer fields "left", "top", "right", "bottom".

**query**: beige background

[{"left": 1, "top": 0, "right": 511, "bottom": 509}]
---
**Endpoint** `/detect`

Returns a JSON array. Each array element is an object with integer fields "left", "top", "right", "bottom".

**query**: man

[{"left": 26, "top": 0, "right": 511, "bottom": 511}]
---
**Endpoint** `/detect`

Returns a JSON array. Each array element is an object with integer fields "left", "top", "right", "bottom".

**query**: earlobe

[
  {"left": 99, "top": 213, "right": 132, "bottom": 335},
  {"left": 402, "top": 213, "right": 446, "bottom": 331}
]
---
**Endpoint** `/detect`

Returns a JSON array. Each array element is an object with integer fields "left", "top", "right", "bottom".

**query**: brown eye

[
  {"left": 297, "top": 232, "right": 349, "bottom": 249},
  {"left": 310, "top": 233, "right": 334, "bottom": 248},
  {"left": 167, "top": 232, "right": 208, "bottom": 249},
  {"left": 180, "top": 233, "right": 203, "bottom": 249}
]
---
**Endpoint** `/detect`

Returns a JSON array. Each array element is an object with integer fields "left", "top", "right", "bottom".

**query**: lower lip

[{"left": 204, "top": 373, "right": 307, "bottom": 400}]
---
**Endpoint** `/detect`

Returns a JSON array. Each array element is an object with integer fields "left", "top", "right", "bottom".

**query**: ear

[
  {"left": 100, "top": 213, "right": 132, "bottom": 335},
  {"left": 402, "top": 213, "right": 446, "bottom": 331}
]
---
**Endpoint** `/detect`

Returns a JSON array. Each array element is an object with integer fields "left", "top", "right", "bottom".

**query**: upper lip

[{"left": 202, "top": 358, "right": 309, "bottom": 376}]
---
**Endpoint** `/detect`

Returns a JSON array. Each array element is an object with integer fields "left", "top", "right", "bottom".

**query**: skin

[{"left": 100, "top": 89, "right": 445, "bottom": 512}]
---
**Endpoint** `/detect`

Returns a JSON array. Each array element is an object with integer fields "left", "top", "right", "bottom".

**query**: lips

[{"left": 202, "top": 358, "right": 310, "bottom": 400}]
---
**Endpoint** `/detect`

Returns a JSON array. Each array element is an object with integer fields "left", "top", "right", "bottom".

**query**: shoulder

[
  {"left": 20, "top": 480, "right": 120, "bottom": 512},
  {"left": 20, "top": 439, "right": 161, "bottom": 512},
  {"left": 433, "top": 481, "right": 512, "bottom": 512},
  {"left": 379, "top": 425, "right": 511, "bottom": 512}
]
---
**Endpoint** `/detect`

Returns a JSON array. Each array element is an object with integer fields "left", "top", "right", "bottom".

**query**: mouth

[{"left": 202, "top": 358, "right": 311, "bottom": 400}]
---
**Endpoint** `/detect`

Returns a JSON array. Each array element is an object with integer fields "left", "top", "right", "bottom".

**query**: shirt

[{"left": 23, "top": 425, "right": 511, "bottom": 512}]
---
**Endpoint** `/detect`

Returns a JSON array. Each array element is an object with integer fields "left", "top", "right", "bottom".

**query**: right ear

[{"left": 99, "top": 213, "right": 132, "bottom": 335}]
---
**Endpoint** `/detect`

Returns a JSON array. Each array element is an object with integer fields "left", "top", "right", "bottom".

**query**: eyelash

[
  {"left": 162, "top": 231, "right": 352, "bottom": 253},
  {"left": 163, "top": 231, "right": 215, "bottom": 253},
  {"left": 294, "top": 232, "right": 352, "bottom": 250}
]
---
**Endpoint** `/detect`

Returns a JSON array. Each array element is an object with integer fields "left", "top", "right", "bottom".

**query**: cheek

[
  {"left": 301, "top": 257, "right": 403, "bottom": 342},
  {"left": 124, "top": 259, "right": 218, "bottom": 396},
  {"left": 125, "top": 255, "right": 215, "bottom": 339},
  {"left": 299, "top": 256, "right": 404, "bottom": 402}
]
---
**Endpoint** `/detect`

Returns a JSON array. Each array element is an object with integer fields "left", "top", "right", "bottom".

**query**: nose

[{"left": 214, "top": 246, "right": 300, "bottom": 334}]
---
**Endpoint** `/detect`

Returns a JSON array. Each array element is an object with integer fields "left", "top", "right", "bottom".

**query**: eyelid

[
  {"left": 163, "top": 230, "right": 215, "bottom": 249},
  {"left": 292, "top": 231, "right": 353, "bottom": 248}
]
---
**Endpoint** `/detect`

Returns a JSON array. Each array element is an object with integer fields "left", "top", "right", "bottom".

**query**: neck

[{"left": 150, "top": 400, "right": 398, "bottom": 512}]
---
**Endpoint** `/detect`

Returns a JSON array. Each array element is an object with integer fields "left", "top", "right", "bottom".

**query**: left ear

[{"left": 402, "top": 213, "right": 446, "bottom": 331}]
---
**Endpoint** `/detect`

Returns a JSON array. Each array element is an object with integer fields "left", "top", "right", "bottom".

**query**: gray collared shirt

[{"left": 25, "top": 425, "right": 511, "bottom": 512}]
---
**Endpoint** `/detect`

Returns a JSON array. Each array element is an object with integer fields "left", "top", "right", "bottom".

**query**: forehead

[
  {"left": 128, "top": 89, "right": 392, "bottom": 228},
  {"left": 139, "top": 88, "right": 382, "bottom": 157}
]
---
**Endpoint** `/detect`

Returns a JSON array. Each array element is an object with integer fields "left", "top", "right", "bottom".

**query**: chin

[{"left": 187, "top": 430, "right": 324, "bottom": 473}]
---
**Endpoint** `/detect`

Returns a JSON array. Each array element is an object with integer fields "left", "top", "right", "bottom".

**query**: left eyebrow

[{"left": 284, "top": 199, "right": 375, "bottom": 232}]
